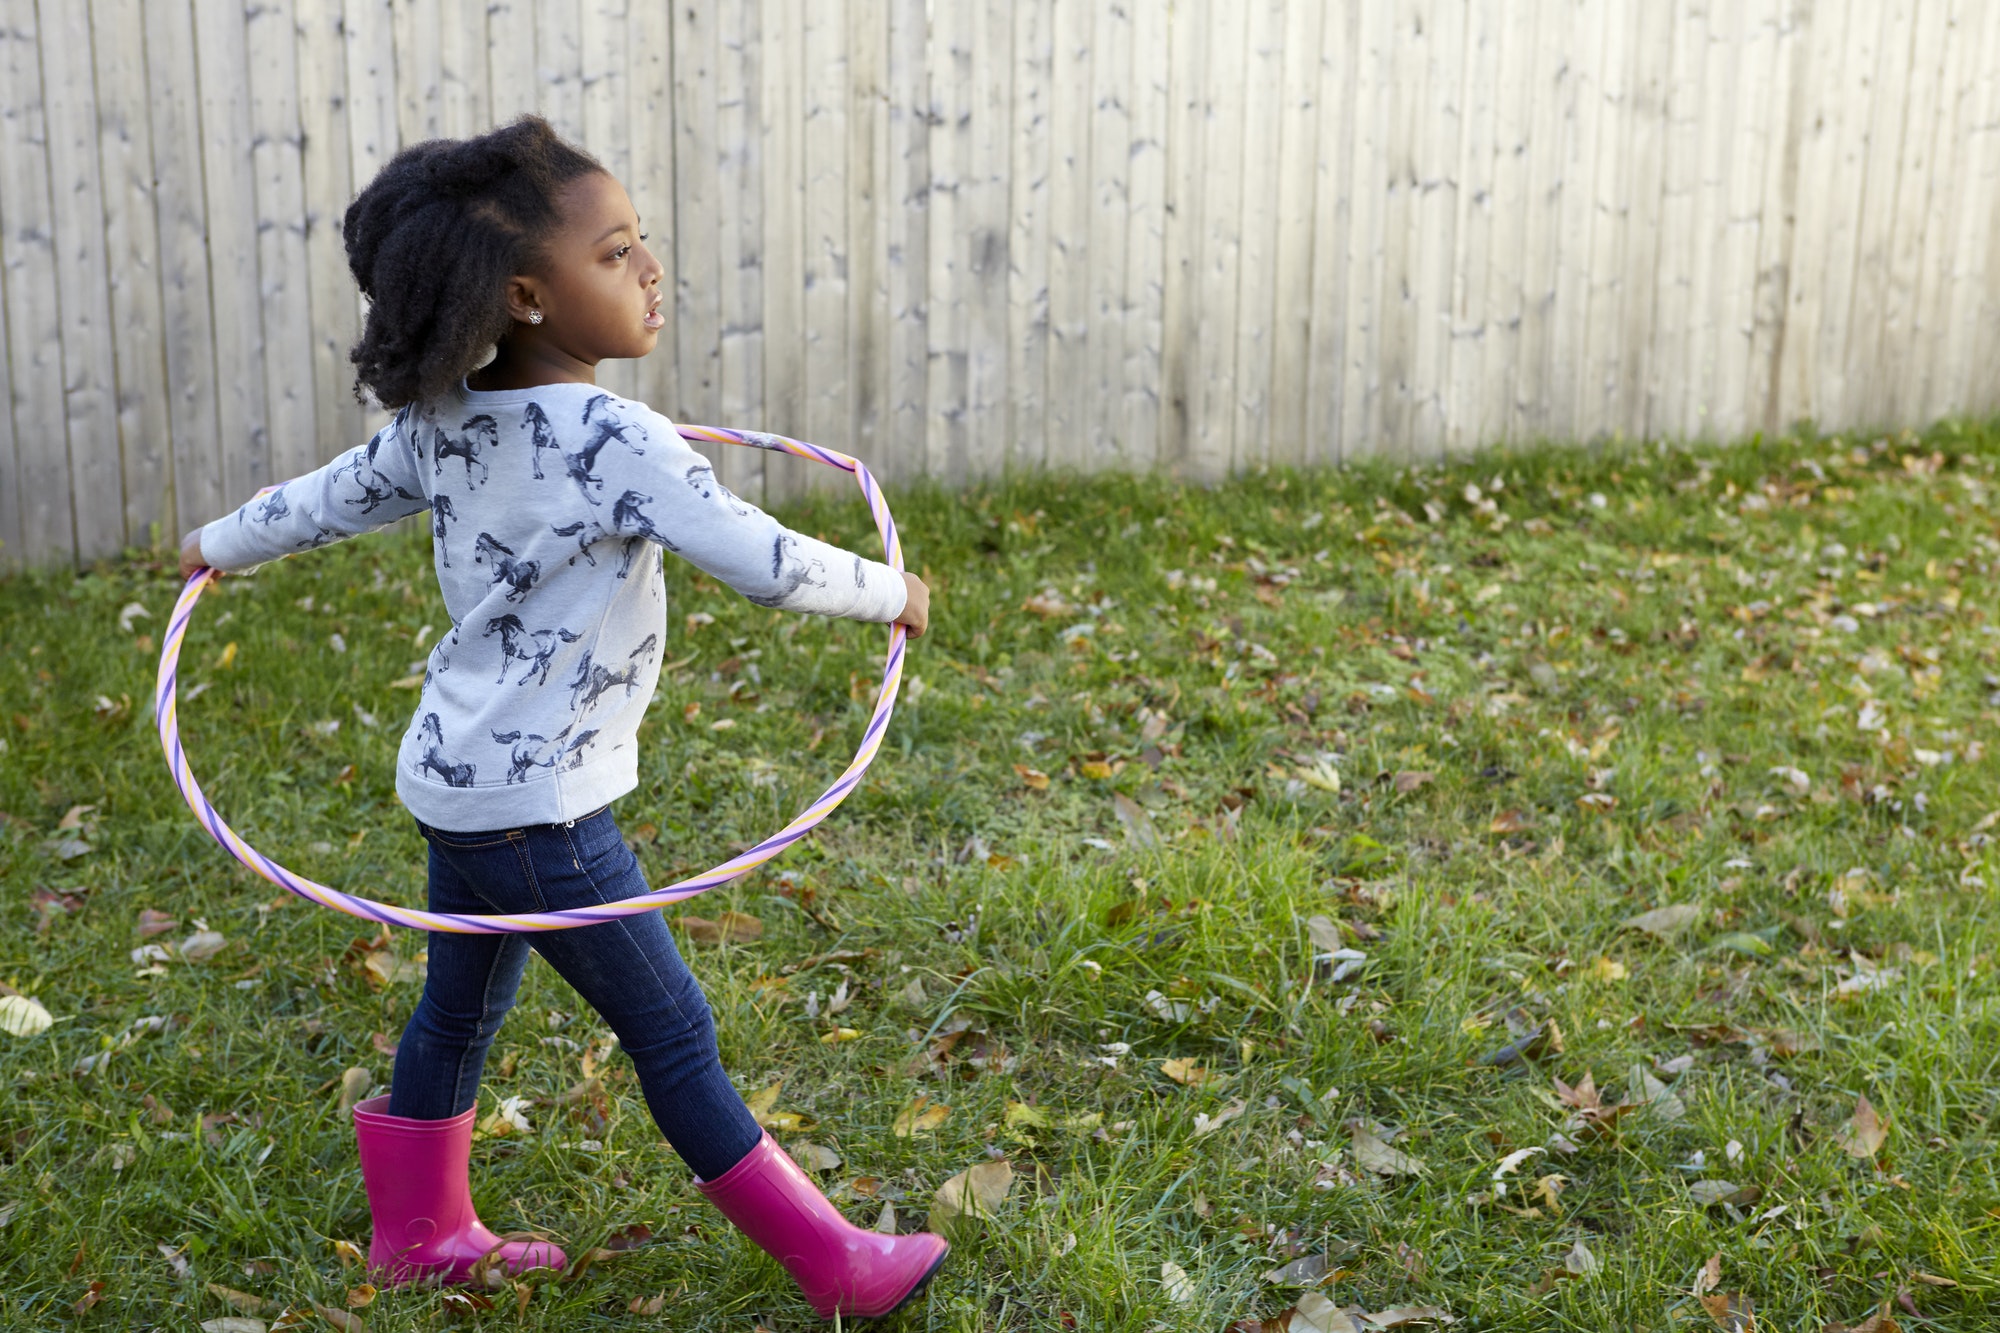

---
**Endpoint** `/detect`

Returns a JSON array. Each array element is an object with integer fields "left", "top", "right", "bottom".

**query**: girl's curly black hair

[{"left": 343, "top": 116, "right": 604, "bottom": 409}]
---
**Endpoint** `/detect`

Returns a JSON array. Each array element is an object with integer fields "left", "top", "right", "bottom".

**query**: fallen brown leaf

[{"left": 1834, "top": 1094, "right": 1888, "bottom": 1159}]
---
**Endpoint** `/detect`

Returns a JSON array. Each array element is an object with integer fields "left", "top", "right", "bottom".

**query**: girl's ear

[{"left": 501, "top": 276, "right": 544, "bottom": 325}]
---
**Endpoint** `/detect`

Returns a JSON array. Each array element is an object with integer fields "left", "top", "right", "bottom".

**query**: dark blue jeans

[{"left": 388, "top": 804, "right": 762, "bottom": 1182}]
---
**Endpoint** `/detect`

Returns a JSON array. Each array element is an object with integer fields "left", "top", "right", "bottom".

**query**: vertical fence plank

[
  {"left": 1576, "top": 0, "right": 1629, "bottom": 441},
  {"left": 1479, "top": 0, "right": 1533, "bottom": 448},
  {"left": 802, "top": 0, "right": 850, "bottom": 478},
  {"left": 1305, "top": 2, "right": 1358, "bottom": 464},
  {"left": 1747, "top": 0, "right": 1807, "bottom": 436},
  {"left": 581, "top": 0, "right": 634, "bottom": 401},
  {"left": 1549, "top": 0, "right": 1606, "bottom": 447},
  {"left": 1338, "top": 0, "right": 1390, "bottom": 458},
  {"left": 1807, "top": 0, "right": 1878, "bottom": 430},
  {"left": 882, "top": 0, "right": 927, "bottom": 484},
  {"left": 1844, "top": 0, "right": 1919, "bottom": 430},
  {"left": 847, "top": 0, "right": 888, "bottom": 472},
  {"left": 761, "top": 0, "right": 806, "bottom": 502},
  {"left": 1376, "top": 2, "right": 1426, "bottom": 455},
  {"left": 710, "top": 0, "right": 761, "bottom": 492},
  {"left": 90, "top": 0, "right": 173, "bottom": 551},
  {"left": 1084, "top": 0, "right": 1131, "bottom": 467},
  {"left": 345, "top": 0, "right": 399, "bottom": 223},
  {"left": 1043, "top": 0, "right": 1090, "bottom": 472},
  {"left": 1006, "top": 0, "right": 1052, "bottom": 473},
  {"left": 1229, "top": 0, "right": 1284, "bottom": 468},
  {"left": 965, "top": 0, "right": 1012, "bottom": 478},
  {"left": 1511, "top": 0, "right": 1570, "bottom": 445},
  {"left": 1776, "top": 0, "right": 1846, "bottom": 430},
  {"left": 143, "top": 0, "right": 223, "bottom": 538},
  {"left": 923, "top": 0, "right": 969, "bottom": 482},
  {"left": 394, "top": 0, "right": 441, "bottom": 145},
  {"left": 535, "top": 0, "right": 583, "bottom": 138},
  {"left": 247, "top": 0, "right": 320, "bottom": 481},
  {"left": 38, "top": 0, "right": 122, "bottom": 560},
  {"left": 1408, "top": 0, "right": 1465, "bottom": 457},
  {"left": 1188, "top": 0, "right": 1246, "bottom": 478},
  {"left": 1696, "top": 0, "right": 1776, "bottom": 446},
  {"left": 1158, "top": 0, "right": 1200, "bottom": 471},
  {"left": 1648, "top": 0, "right": 1712, "bottom": 440},
  {"left": 1928, "top": 0, "right": 1992, "bottom": 416},
  {"left": 1267, "top": 0, "right": 1323, "bottom": 466},
  {"left": 1121, "top": 0, "right": 1168, "bottom": 473},
  {"left": 195, "top": 1, "right": 274, "bottom": 502},
  {"left": 626, "top": 0, "right": 677, "bottom": 424},
  {"left": 674, "top": 0, "right": 720, "bottom": 423},
  {"left": 1450, "top": 0, "right": 1502, "bottom": 454},
  {"left": 0, "top": 1, "right": 72, "bottom": 564},
  {"left": 1613, "top": 1, "right": 1671, "bottom": 440},
  {"left": 440, "top": 0, "right": 491, "bottom": 136},
  {"left": 1910, "top": 0, "right": 1978, "bottom": 422},
  {"left": 296, "top": 0, "right": 369, "bottom": 458},
  {"left": 487, "top": 0, "right": 539, "bottom": 124}
]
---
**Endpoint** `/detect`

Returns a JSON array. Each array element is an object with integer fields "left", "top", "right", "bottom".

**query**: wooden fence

[{"left": 3, "top": 0, "right": 1999, "bottom": 571}]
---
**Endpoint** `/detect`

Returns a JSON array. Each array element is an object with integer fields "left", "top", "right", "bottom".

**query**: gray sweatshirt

[{"left": 200, "top": 382, "right": 906, "bottom": 831}]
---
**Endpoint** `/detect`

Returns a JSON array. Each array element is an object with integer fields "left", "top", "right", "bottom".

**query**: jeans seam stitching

[{"left": 565, "top": 823, "right": 701, "bottom": 1037}]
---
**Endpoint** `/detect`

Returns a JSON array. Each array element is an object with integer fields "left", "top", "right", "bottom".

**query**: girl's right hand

[
  {"left": 178, "top": 529, "right": 214, "bottom": 581},
  {"left": 896, "top": 572, "right": 930, "bottom": 639}
]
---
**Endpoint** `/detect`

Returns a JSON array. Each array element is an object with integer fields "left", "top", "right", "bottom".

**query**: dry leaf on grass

[
  {"left": 200, "top": 1320, "right": 269, "bottom": 1333},
  {"left": 1621, "top": 904, "right": 1702, "bottom": 938},
  {"left": 627, "top": 1293, "right": 666, "bottom": 1315},
  {"left": 1835, "top": 1094, "right": 1888, "bottom": 1159},
  {"left": 791, "top": 1142, "right": 842, "bottom": 1172},
  {"left": 1013, "top": 764, "right": 1050, "bottom": 791},
  {"left": 1392, "top": 771, "right": 1434, "bottom": 794},
  {"left": 1351, "top": 1125, "right": 1424, "bottom": 1177},
  {"left": 207, "top": 1284, "right": 279, "bottom": 1317},
  {"left": 1194, "top": 1098, "right": 1248, "bottom": 1137},
  {"left": 1160, "top": 1057, "right": 1208, "bottom": 1086},
  {"left": 1113, "top": 792, "right": 1159, "bottom": 845},
  {"left": 1488, "top": 809, "right": 1534, "bottom": 834},
  {"left": 0, "top": 994, "right": 54, "bottom": 1037},
  {"left": 893, "top": 1094, "right": 951, "bottom": 1137},
  {"left": 929, "top": 1159, "right": 1013, "bottom": 1236},
  {"left": 673, "top": 912, "right": 763, "bottom": 945},
  {"left": 1697, "top": 1290, "right": 1755, "bottom": 1332},
  {"left": 1161, "top": 1260, "right": 1196, "bottom": 1303}
]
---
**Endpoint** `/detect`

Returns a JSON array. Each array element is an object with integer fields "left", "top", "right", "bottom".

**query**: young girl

[{"left": 177, "top": 117, "right": 946, "bottom": 1319}]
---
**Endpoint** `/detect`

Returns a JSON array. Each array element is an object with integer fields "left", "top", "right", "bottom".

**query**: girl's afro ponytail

[{"left": 343, "top": 116, "right": 603, "bottom": 409}]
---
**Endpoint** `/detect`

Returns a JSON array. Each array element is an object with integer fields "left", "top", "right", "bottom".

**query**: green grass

[{"left": 4, "top": 420, "right": 2000, "bottom": 1330}]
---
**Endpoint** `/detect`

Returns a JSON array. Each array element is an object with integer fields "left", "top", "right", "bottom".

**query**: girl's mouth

[{"left": 644, "top": 295, "right": 665, "bottom": 330}]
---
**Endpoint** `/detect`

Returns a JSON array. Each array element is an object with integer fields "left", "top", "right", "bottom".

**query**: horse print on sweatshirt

[
  {"left": 417, "top": 712, "right": 477, "bottom": 787},
  {"left": 436, "top": 414, "right": 497, "bottom": 483}
]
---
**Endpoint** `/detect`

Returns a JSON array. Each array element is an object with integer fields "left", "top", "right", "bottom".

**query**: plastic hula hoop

[{"left": 155, "top": 424, "right": 906, "bottom": 935}]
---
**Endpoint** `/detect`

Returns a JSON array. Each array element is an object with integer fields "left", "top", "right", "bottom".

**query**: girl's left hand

[{"left": 178, "top": 529, "right": 213, "bottom": 581}]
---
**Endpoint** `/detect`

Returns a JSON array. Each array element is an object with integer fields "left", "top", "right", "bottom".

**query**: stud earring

[{"left": 528, "top": 310, "right": 543, "bottom": 325}]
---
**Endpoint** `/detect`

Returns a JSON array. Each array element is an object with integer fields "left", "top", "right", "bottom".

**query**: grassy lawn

[{"left": 3, "top": 421, "right": 2000, "bottom": 1331}]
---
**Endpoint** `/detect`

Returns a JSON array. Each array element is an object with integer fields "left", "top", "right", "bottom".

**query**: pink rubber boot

[
  {"left": 351, "top": 1096, "right": 566, "bottom": 1284},
  {"left": 695, "top": 1132, "right": 950, "bottom": 1318}
]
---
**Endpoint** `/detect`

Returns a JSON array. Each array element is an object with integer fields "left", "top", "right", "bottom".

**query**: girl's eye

[{"left": 613, "top": 245, "right": 631, "bottom": 260}]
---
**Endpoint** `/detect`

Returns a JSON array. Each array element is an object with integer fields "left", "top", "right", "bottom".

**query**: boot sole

[{"left": 836, "top": 1242, "right": 951, "bottom": 1321}]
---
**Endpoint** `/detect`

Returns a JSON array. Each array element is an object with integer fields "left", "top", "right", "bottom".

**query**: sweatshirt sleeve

[
  {"left": 597, "top": 404, "right": 907, "bottom": 623},
  {"left": 198, "top": 410, "right": 432, "bottom": 573}
]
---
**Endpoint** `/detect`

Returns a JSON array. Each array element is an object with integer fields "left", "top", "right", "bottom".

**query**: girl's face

[{"left": 510, "top": 171, "right": 666, "bottom": 369}]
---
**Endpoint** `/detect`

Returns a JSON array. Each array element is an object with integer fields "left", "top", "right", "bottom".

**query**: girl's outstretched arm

[{"left": 190, "top": 410, "right": 433, "bottom": 574}]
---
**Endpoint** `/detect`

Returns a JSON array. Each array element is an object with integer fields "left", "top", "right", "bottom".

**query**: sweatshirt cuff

[{"left": 198, "top": 513, "right": 272, "bottom": 574}]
